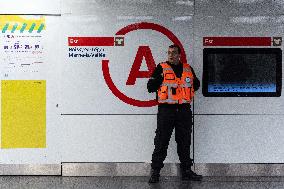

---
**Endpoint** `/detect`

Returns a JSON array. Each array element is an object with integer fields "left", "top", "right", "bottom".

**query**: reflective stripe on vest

[{"left": 157, "top": 62, "right": 194, "bottom": 104}]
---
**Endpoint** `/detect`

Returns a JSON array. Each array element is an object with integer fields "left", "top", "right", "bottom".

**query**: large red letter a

[{"left": 126, "top": 46, "right": 156, "bottom": 85}]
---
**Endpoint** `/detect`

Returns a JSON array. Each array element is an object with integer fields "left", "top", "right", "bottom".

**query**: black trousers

[{"left": 151, "top": 104, "right": 193, "bottom": 171}]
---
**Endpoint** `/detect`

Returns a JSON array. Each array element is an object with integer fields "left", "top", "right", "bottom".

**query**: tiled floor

[{"left": 1, "top": 176, "right": 284, "bottom": 189}]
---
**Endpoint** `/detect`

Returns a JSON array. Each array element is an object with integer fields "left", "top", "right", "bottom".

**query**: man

[{"left": 147, "top": 44, "right": 202, "bottom": 183}]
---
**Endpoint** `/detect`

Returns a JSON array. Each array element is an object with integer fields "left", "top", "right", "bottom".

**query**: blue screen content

[{"left": 208, "top": 84, "right": 276, "bottom": 92}]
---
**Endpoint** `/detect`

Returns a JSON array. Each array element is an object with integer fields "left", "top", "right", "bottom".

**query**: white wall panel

[
  {"left": 0, "top": 0, "right": 60, "bottom": 14},
  {"left": 59, "top": 0, "right": 284, "bottom": 163},
  {"left": 195, "top": 0, "right": 284, "bottom": 16},
  {"left": 1, "top": 0, "right": 284, "bottom": 165},
  {"left": 62, "top": 0, "right": 194, "bottom": 16},
  {"left": 194, "top": 115, "right": 284, "bottom": 163},
  {"left": 61, "top": 115, "right": 185, "bottom": 163},
  {"left": 60, "top": 4, "right": 194, "bottom": 114},
  {"left": 193, "top": 14, "right": 284, "bottom": 115},
  {"left": 0, "top": 16, "right": 62, "bottom": 163},
  {"left": 191, "top": 0, "right": 284, "bottom": 163}
]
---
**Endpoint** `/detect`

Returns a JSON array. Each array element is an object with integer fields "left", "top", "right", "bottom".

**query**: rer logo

[
  {"left": 69, "top": 22, "right": 187, "bottom": 107},
  {"left": 103, "top": 22, "right": 187, "bottom": 107}
]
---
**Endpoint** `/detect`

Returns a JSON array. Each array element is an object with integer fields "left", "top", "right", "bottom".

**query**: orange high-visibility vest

[{"left": 158, "top": 62, "right": 195, "bottom": 104}]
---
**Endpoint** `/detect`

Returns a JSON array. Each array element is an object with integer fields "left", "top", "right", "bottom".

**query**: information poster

[
  {"left": 0, "top": 16, "right": 46, "bottom": 148},
  {"left": 0, "top": 15, "right": 45, "bottom": 78}
]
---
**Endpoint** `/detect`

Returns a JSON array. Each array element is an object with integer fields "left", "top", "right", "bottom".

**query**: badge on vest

[
  {"left": 185, "top": 77, "right": 191, "bottom": 83},
  {"left": 165, "top": 73, "right": 175, "bottom": 80}
]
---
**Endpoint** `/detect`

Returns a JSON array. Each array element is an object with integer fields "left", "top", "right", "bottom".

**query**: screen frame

[{"left": 202, "top": 48, "right": 282, "bottom": 97}]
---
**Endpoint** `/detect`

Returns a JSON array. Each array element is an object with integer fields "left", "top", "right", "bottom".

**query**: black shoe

[
  {"left": 148, "top": 169, "right": 160, "bottom": 183},
  {"left": 181, "top": 169, "right": 202, "bottom": 181}
]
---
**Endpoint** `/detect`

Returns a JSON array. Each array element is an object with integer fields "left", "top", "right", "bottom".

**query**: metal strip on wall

[
  {"left": 61, "top": 163, "right": 284, "bottom": 177},
  {"left": 0, "top": 164, "right": 61, "bottom": 175}
]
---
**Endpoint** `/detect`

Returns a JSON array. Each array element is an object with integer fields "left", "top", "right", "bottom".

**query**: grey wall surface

[
  {"left": 0, "top": 0, "right": 283, "bottom": 166},
  {"left": 60, "top": 0, "right": 195, "bottom": 163},
  {"left": 0, "top": 15, "right": 62, "bottom": 163},
  {"left": 193, "top": 0, "right": 284, "bottom": 163}
]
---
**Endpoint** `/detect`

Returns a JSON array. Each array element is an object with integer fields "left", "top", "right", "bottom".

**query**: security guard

[{"left": 147, "top": 44, "right": 202, "bottom": 183}]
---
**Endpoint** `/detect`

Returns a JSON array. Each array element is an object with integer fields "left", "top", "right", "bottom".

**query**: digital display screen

[{"left": 203, "top": 48, "right": 282, "bottom": 97}]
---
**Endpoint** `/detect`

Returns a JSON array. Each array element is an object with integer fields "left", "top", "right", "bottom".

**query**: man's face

[{"left": 167, "top": 47, "right": 180, "bottom": 64}]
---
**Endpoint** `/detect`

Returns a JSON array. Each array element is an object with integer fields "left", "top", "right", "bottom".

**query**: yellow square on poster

[{"left": 1, "top": 80, "right": 46, "bottom": 148}]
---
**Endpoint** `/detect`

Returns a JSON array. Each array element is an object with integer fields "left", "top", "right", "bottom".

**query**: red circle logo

[{"left": 102, "top": 22, "right": 187, "bottom": 107}]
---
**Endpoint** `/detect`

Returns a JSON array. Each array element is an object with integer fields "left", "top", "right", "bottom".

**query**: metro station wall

[
  {"left": 193, "top": 0, "right": 284, "bottom": 163},
  {"left": 60, "top": 0, "right": 195, "bottom": 163},
  {"left": 0, "top": 0, "right": 284, "bottom": 164},
  {"left": 0, "top": 7, "right": 62, "bottom": 163}
]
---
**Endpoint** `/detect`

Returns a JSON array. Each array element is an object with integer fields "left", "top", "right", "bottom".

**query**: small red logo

[{"left": 115, "top": 37, "right": 124, "bottom": 46}]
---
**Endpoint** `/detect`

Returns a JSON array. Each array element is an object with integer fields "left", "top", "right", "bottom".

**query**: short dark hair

[{"left": 169, "top": 44, "right": 181, "bottom": 54}]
